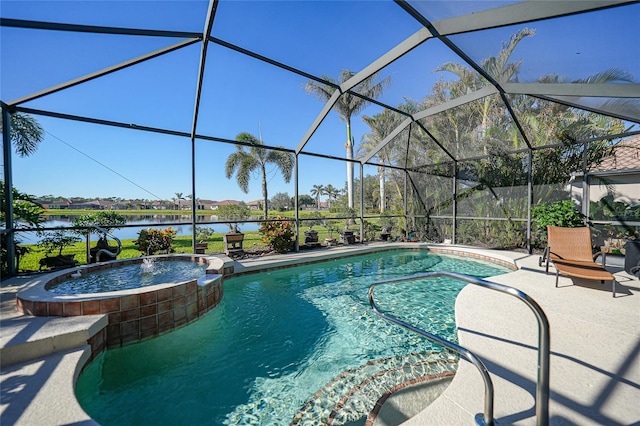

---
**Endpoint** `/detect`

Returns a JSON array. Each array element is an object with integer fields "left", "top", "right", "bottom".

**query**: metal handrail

[
  {"left": 91, "top": 225, "right": 122, "bottom": 262},
  {"left": 368, "top": 271, "right": 550, "bottom": 426}
]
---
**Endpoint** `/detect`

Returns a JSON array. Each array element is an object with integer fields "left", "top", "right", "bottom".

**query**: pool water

[
  {"left": 75, "top": 250, "right": 510, "bottom": 425},
  {"left": 47, "top": 260, "right": 208, "bottom": 294}
]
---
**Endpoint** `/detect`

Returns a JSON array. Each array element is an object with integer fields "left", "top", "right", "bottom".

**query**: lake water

[{"left": 14, "top": 215, "right": 261, "bottom": 244}]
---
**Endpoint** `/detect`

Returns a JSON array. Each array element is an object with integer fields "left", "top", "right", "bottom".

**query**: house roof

[
  {"left": 594, "top": 135, "right": 640, "bottom": 172},
  {"left": 212, "top": 200, "right": 241, "bottom": 206},
  {"left": 71, "top": 200, "right": 114, "bottom": 207}
]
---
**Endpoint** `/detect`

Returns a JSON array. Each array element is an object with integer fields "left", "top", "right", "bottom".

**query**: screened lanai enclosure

[{"left": 2, "top": 0, "right": 640, "bottom": 276}]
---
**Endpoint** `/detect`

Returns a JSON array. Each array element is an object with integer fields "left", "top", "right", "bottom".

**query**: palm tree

[
  {"left": 324, "top": 184, "right": 340, "bottom": 209},
  {"left": 225, "top": 132, "right": 295, "bottom": 220},
  {"left": 0, "top": 111, "right": 45, "bottom": 157},
  {"left": 433, "top": 28, "right": 536, "bottom": 153},
  {"left": 310, "top": 184, "right": 325, "bottom": 210},
  {"left": 358, "top": 109, "right": 403, "bottom": 213},
  {"left": 2, "top": 112, "right": 44, "bottom": 267},
  {"left": 305, "top": 70, "right": 390, "bottom": 209}
]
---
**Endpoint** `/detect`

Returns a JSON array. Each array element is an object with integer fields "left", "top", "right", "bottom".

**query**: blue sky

[{"left": 2, "top": 1, "right": 638, "bottom": 203}]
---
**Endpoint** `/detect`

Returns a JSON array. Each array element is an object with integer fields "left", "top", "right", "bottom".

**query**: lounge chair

[{"left": 541, "top": 225, "right": 617, "bottom": 297}]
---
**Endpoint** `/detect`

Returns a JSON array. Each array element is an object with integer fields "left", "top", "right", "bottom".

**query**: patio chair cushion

[
  {"left": 550, "top": 258, "right": 613, "bottom": 282},
  {"left": 546, "top": 225, "right": 616, "bottom": 296},
  {"left": 547, "top": 225, "right": 594, "bottom": 262}
]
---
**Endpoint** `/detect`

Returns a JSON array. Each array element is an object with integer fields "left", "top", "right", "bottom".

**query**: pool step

[
  {"left": 0, "top": 312, "right": 107, "bottom": 367},
  {"left": 290, "top": 351, "right": 458, "bottom": 425},
  {"left": 0, "top": 346, "right": 98, "bottom": 426}
]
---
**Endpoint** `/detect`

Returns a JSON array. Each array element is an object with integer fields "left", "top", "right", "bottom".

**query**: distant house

[
  {"left": 246, "top": 200, "right": 262, "bottom": 210},
  {"left": 68, "top": 200, "right": 115, "bottom": 210},
  {"left": 42, "top": 199, "right": 72, "bottom": 209},
  {"left": 151, "top": 200, "right": 168, "bottom": 210},
  {"left": 111, "top": 200, "right": 130, "bottom": 210},
  {"left": 173, "top": 199, "right": 191, "bottom": 210},
  {"left": 197, "top": 199, "right": 217, "bottom": 210},
  {"left": 569, "top": 135, "right": 640, "bottom": 211},
  {"left": 131, "top": 201, "right": 147, "bottom": 210},
  {"left": 209, "top": 200, "right": 241, "bottom": 210}
]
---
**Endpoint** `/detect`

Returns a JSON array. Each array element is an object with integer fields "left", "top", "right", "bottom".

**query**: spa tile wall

[{"left": 17, "top": 278, "right": 223, "bottom": 348}]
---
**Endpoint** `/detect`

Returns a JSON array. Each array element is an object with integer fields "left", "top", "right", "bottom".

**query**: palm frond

[
  {"left": 266, "top": 150, "right": 295, "bottom": 183},
  {"left": 304, "top": 76, "right": 336, "bottom": 103},
  {"left": 434, "top": 62, "right": 475, "bottom": 82},
  {"left": 225, "top": 150, "right": 258, "bottom": 193},
  {"left": 1, "top": 112, "right": 45, "bottom": 157},
  {"left": 575, "top": 68, "right": 635, "bottom": 84},
  {"left": 236, "top": 132, "right": 261, "bottom": 145},
  {"left": 492, "top": 28, "right": 535, "bottom": 81},
  {"left": 235, "top": 163, "right": 254, "bottom": 194}
]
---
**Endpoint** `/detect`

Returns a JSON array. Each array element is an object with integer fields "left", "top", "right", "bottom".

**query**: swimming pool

[{"left": 75, "top": 250, "right": 511, "bottom": 425}]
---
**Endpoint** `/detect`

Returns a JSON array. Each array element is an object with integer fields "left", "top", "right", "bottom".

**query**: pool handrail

[{"left": 368, "top": 271, "right": 550, "bottom": 426}]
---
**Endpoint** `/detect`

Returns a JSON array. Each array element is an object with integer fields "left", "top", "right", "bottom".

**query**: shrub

[
  {"left": 590, "top": 195, "right": 640, "bottom": 221},
  {"left": 362, "top": 220, "right": 380, "bottom": 241},
  {"left": 1, "top": 182, "right": 45, "bottom": 276},
  {"left": 134, "top": 227, "right": 177, "bottom": 255},
  {"left": 217, "top": 203, "right": 250, "bottom": 233},
  {"left": 532, "top": 200, "right": 583, "bottom": 229},
  {"left": 259, "top": 218, "right": 295, "bottom": 253},
  {"left": 195, "top": 226, "right": 216, "bottom": 242},
  {"left": 532, "top": 200, "right": 584, "bottom": 247},
  {"left": 323, "top": 219, "right": 340, "bottom": 239},
  {"left": 300, "top": 212, "right": 324, "bottom": 229},
  {"left": 379, "top": 213, "right": 396, "bottom": 233},
  {"left": 38, "top": 230, "right": 82, "bottom": 256}
]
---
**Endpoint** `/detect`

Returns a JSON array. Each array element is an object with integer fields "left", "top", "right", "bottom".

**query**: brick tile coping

[
  {"left": 425, "top": 246, "right": 517, "bottom": 271},
  {"left": 230, "top": 243, "right": 518, "bottom": 279},
  {"left": 15, "top": 254, "right": 233, "bottom": 349}
]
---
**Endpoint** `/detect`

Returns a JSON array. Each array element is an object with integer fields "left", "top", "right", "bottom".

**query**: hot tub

[{"left": 16, "top": 255, "right": 228, "bottom": 348}]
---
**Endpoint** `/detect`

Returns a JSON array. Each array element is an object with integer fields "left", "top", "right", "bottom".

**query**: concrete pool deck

[
  {"left": 1, "top": 243, "right": 639, "bottom": 425},
  {"left": 403, "top": 250, "right": 640, "bottom": 426}
]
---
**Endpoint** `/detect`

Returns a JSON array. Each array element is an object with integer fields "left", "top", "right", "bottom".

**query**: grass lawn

[
  {"left": 15, "top": 208, "right": 392, "bottom": 274},
  {"left": 15, "top": 226, "right": 341, "bottom": 274}
]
